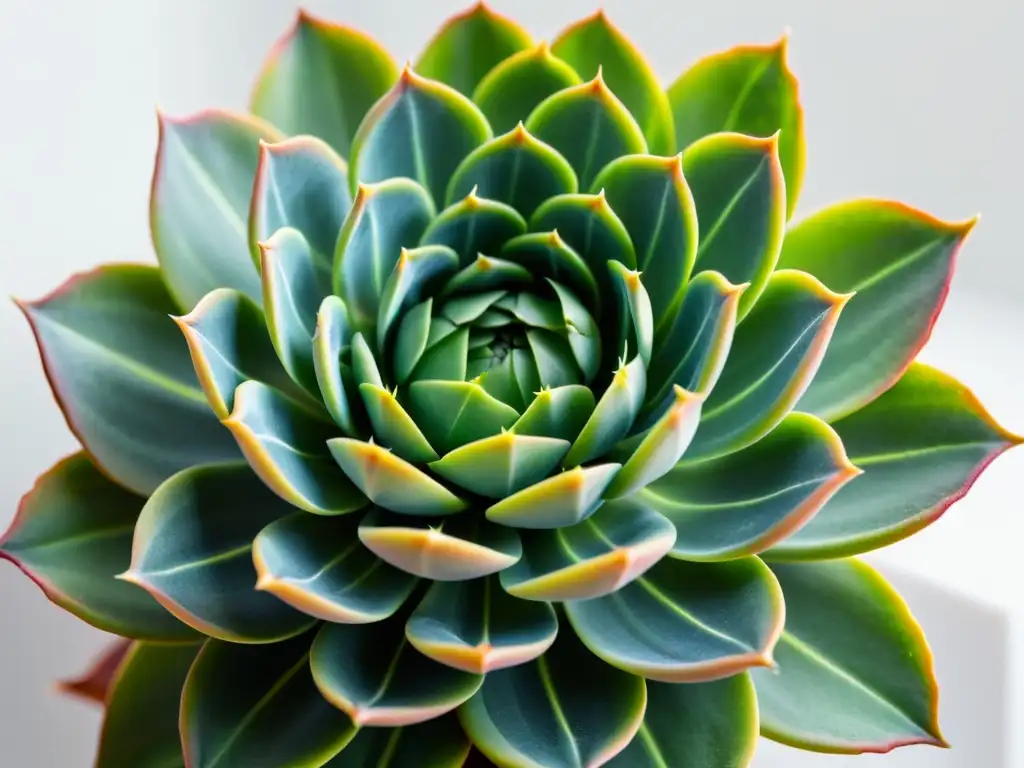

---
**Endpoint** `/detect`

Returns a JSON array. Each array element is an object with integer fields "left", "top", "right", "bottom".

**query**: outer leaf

[
  {"left": 647, "top": 413, "right": 860, "bottom": 560},
  {"left": 253, "top": 512, "right": 417, "bottom": 623},
  {"left": 684, "top": 132, "right": 785, "bottom": 317},
  {"left": 407, "top": 576, "right": 557, "bottom": 674},
  {"left": 552, "top": 10, "right": 675, "bottom": 155},
  {"left": 473, "top": 41, "right": 582, "bottom": 135},
  {"left": 754, "top": 560, "right": 946, "bottom": 753},
  {"left": 325, "top": 713, "right": 470, "bottom": 767},
  {"left": 566, "top": 555, "right": 784, "bottom": 683},
  {"left": 121, "top": 463, "right": 315, "bottom": 643},
  {"left": 408, "top": 380, "right": 521, "bottom": 454},
  {"left": 682, "top": 270, "right": 848, "bottom": 463},
  {"left": 95, "top": 643, "right": 200, "bottom": 768},
  {"left": 779, "top": 200, "right": 977, "bottom": 421},
  {"left": 182, "top": 631, "right": 357, "bottom": 767},
  {"left": 349, "top": 67, "right": 492, "bottom": 205},
  {"left": 311, "top": 605, "right": 484, "bottom": 726},
  {"left": 486, "top": 463, "right": 620, "bottom": 531},
  {"left": 512, "top": 384, "right": 595, "bottom": 442},
  {"left": 499, "top": 497, "right": 674, "bottom": 600},
  {"left": 225, "top": 381, "right": 366, "bottom": 515},
  {"left": 430, "top": 431, "right": 570, "bottom": 498},
  {"left": 0, "top": 454, "right": 197, "bottom": 641},
  {"left": 151, "top": 109, "right": 282, "bottom": 309},
  {"left": 770, "top": 363, "right": 1021, "bottom": 559},
  {"left": 57, "top": 638, "right": 132, "bottom": 705},
  {"left": 459, "top": 618, "right": 646, "bottom": 768},
  {"left": 251, "top": 9, "right": 397, "bottom": 158},
  {"left": 416, "top": 2, "right": 532, "bottom": 96},
  {"left": 525, "top": 72, "right": 647, "bottom": 190},
  {"left": 312, "top": 295, "right": 363, "bottom": 436},
  {"left": 421, "top": 192, "right": 527, "bottom": 266},
  {"left": 668, "top": 37, "right": 805, "bottom": 217},
  {"left": 18, "top": 266, "right": 240, "bottom": 496},
  {"left": 606, "top": 675, "right": 759, "bottom": 768}
]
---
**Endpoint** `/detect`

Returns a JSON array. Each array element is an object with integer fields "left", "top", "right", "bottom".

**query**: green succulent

[{"left": 4, "top": 5, "right": 1019, "bottom": 767}]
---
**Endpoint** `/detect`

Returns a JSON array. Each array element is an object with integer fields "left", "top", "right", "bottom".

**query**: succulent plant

[{"left": 4, "top": 4, "right": 1019, "bottom": 767}]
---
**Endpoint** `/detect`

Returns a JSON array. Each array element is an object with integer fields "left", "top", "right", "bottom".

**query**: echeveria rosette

[{"left": 3, "top": 5, "right": 1019, "bottom": 768}]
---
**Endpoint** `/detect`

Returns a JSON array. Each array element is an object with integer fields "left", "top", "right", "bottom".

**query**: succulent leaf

[
  {"left": 253, "top": 512, "right": 417, "bottom": 623},
  {"left": 608, "top": 260, "right": 654, "bottom": 367},
  {"left": 324, "top": 713, "right": 471, "bottom": 767},
  {"left": 251, "top": 10, "right": 398, "bottom": 158},
  {"left": 754, "top": 560, "right": 945, "bottom": 753},
  {"left": 564, "top": 355, "right": 646, "bottom": 468},
  {"left": 57, "top": 638, "right": 133, "bottom": 705},
  {"left": 502, "top": 231, "right": 602, "bottom": 314},
  {"left": 668, "top": 37, "right": 805, "bottom": 217},
  {"left": 0, "top": 453, "right": 197, "bottom": 641},
  {"left": 359, "top": 384, "right": 438, "bottom": 463},
  {"left": 312, "top": 295, "right": 363, "bottom": 436},
  {"left": 182, "top": 631, "right": 357, "bottom": 767},
  {"left": 377, "top": 245, "right": 461, "bottom": 350},
  {"left": 441, "top": 255, "right": 533, "bottom": 297},
  {"left": 121, "top": 463, "right": 316, "bottom": 642},
  {"left": 408, "top": 380, "right": 521, "bottom": 454},
  {"left": 486, "top": 463, "right": 620, "bottom": 531},
  {"left": 511, "top": 384, "right": 595, "bottom": 441},
  {"left": 565, "top": 555, "right": 784, "bottom": 683},
  {"left": 18, "top": 265, "right": 240, "bottom": 495},
  {"left": 430, "top": 431, "right": 570, "bottom": 498},
  {"left": 779, "top": 200, "right": 976, "bottom": 422},
  {"left": 422, "top": 192, "right": 528, "bottom": 266}
]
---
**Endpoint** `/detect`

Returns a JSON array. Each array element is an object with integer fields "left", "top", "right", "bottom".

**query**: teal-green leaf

[
  {"left": 182, "top": 631, "right": 357, "bottom": 767},
  {"left": 19, "top": 265, "right": 240, "bottom": 495},
  {"left": 253, "top": 512, "right": 417, "bottom": 623},
  {"left": 325, "top": 713, "right": 470, "bottom": 767},
  {"left": 646, "top": 413, "right": 860, "bottom": 561},
  {"left": 684, "top": 131, "right": 786, "bottom": 318},
  {"left": 421, "top": 192, "right": 527, "bottom": 266},
  {"left": 151, "top": 109, "right": 282, "bottom": 310},
  {"left": 778, "top": 200, "right": 976, "bottom": 422},
  {"left": 334, "top": 178, "right": 435, "bottom": 334},
  {"left": 393, "top": 299, "right": 434, "bottom": 384},
  {"left": 552, "top": 10, "right": 675, "bottom": 156},
  {"left": 668, "top": 37, "right": 805, "bottom": 217},
  {"left": 225, "top": 381, "right": 366, "bottom": 515},
  {"left": 472, "top": 41, "right": 582, "bottom": 135},
  {"left": 459, "top": 618, "right": 646, "bottom": 768},
  {"left": 312, "top": 295, "right": 364, "bottom": 436},
  {"left": 769, "top": 363, "right": 1021, "bottom": 560},
  {"left": 312, "top": 603, "right": 484, "bottom": 726},
  {"left": 525, "top": 73, "right": 647, "bottom": 190},
  {"left": 681, "top": 270, "right": 848, "bottom": 463},
  {"left": 447, "top": 124, "right": 578, "bottom": 218},
  {"left": 486, "top": 463, "right": 620, "bottom": 532},
  {"left": 96, "top": 643, "right": 200, "bottom": 768},
  {"left": 407, "top": 576, "right": 557, "bottom": 674},
  {"left": 0, "top": 453, "right": 197, "bottom": 641},
  {"left": 249, "top": 136, "right": 351, "bottom": 281},
  {"left": 251, "top": 9, "right": 398, "bottom": 158},
  {"left": 754, "top": 560, "right": 946, "bottom": 754},
  {"left": 564, "top": 355, "right": 646, "bottom": 468},
  {"left": 57, "top": 638, "right": 132, "bottom": 705},
  {"left": 608, "top": 260, "right": 653, "bottom": 367},
  {"left": 606, "top": 674, "right": 759, "bottom": 768},
  {"left": 350, "top": 331, "right": 384, "bottom": 390},
  {"left": 512, "top": 384, "right": 595, "bottom": 442},
  {"left": 430, "top": 431, "right": 569, "bottom": 498},
  {"left": 412, "top": 326, "right": 470, "bottom": 382},
  {"left": 349, "top": 68, "right": 493, "bottom": 206},
  {"left": 440, "top": 254, "right": 532, "bottom": 297},
  {"left": 566, "top": 555, "right": 783, "bottom": 682},
  {"left": 408, "top": 380, "right": 521, "bottom": 454},
  {"left": 592, "top": 154, "right": 698, "bottom": 326},
  {"left": 122, "top": 463, "right": 315, "bottom": 643},
  {"left": 502, "top": 231, "right": 601, "bottom": 313},
  {"left": 377, "top": 245, "right": 461, "bottom": 350},
  {"left": 360, "top": 384, "right": 438, "bottom": 463},
  {"left": 499, "top": 496, "right": 672, "bottom": 600},
  {"left": 548, "top": 280, "right": 602, "bottom": 384}
]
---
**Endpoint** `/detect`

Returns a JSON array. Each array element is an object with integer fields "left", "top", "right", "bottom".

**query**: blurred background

[{"left": 1, "top": 1, "right": 1022, "bottom": 765}]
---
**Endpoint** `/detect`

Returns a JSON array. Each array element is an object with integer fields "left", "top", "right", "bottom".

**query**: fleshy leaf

[
  {"left": 358, "top": 507, "right": 521, "bottom": 581},
  {"left": 121, "top": 463, "right": 315, "bottom": 643},
  {"left": 459, "top": 618, "right": 646, "bottom": 768},
  {"left": 329, "top": 438, "right": 467, "bottom": 516},
  {"left": 151, "top": 109, "right": 282, "bottom": 309},
  {"left": 413, "top": 326, "right": 470, "bottom": 382},
  {"left": 647, "top": 413, "right": 860, "bottom": 560},
  {"left": 778, "top": 200, "right": 976, "bottom": 422},
  {"left": 608, "top": 260, "right": 654, "bottom": 366},
  {"left": 501, "top": 230, "right": 601, "bottom": 312},
  {"left": 324, "top": 713, "right": 470, "bottom": 767},
  {"left": 182, "top": 631, "right": 357, "bottom": 767},
  {"left": 407, "top": 576, "right": 557, "bottom": 674},
  {"left": 440, "top": 255, "right": 532, "bottom": 297},
  {"left": 681, "top": 270, "right": 848, "bottom": 463},
  {"left": 0, "top": 453, "right": 196, "bottom": 641},
  {"left": 472, "top": 41, "right": 582, "bottom": 135},
  {"left": 253, "top": 512, "right": 417, "bottom": 623},
  {"left": 486, "top": 463, "right": 620, "bottom": 531},
  {"left": 552, "top": 10, "right": 675, "bottom": 155},
  {"left": 548, "top": 280, "right": 602, "bottom": 384},
  {"left": 311, "top": 604, "right": 484, "bottom": 726},
  {"left": 563, "top": 355, "right": 646, "bottom": 468},
  {"left": 668, "top": 36, "right": 805, "bottom": 217},
  {"left": 334, "top": 178, "right": 436, "bottom": 334},
  {"left": 770, "top": 363, "right": 1021, "bottom": 559},
  {"left": 312, "top": 295, "right": 363, "bottom": 436},
  {"left": 377, "top": 245, "right": 461, "bottom": 350},
  {"left": 525, "top": 72, "right": 647, "bottom": 190},
  {"left": 421, "top": 191, "right": 527, "bottom": 266},
  {"left": 512, "top": 384, "right": 595, "bottom": 442},
  {"left": 393, "top": 299, "right": 435, "bottom": 384},
  {"left": 95, "top": 643, "right": 200, "bottom": 768},
  {"left": 250, "top": 9, "right": 397, "bottom": 158},
  {"left": 566, "top": 555, "right": 783, "bottom": 682},
  {"left": 408, "top": 380, "right": 521, "bottom": 454},
  {"left": 349, "top": 67, "right": 492, "bottom": 205},
  {"left": 754, "top": 560, "right": 946, "bottom": 753},
  {"left": 684, "top": 132, "right": 786, "bottom": 317},
  {"left": 225, "top": 381, "right": 365, "bottom": 515},
  {"left": 57, "top": 638, "right": 132, "bottom": 705},
  {"left": 350, "top": 331, "right": 384, "bottom": 389},
  {"left": 359, "top": 384, "right": 438, "bottom": 463},
  {"left": 499, "top": 496, "right": 674, "bottom": 600},
  {"left": 430, "top": 431, "right": 570, "bottom": 498},
  {"left": 18, "top": 265, "right": 239, "bottom": 496},
  {"left": 606, "top": 675, "right": 759, "bottom": 768}
]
